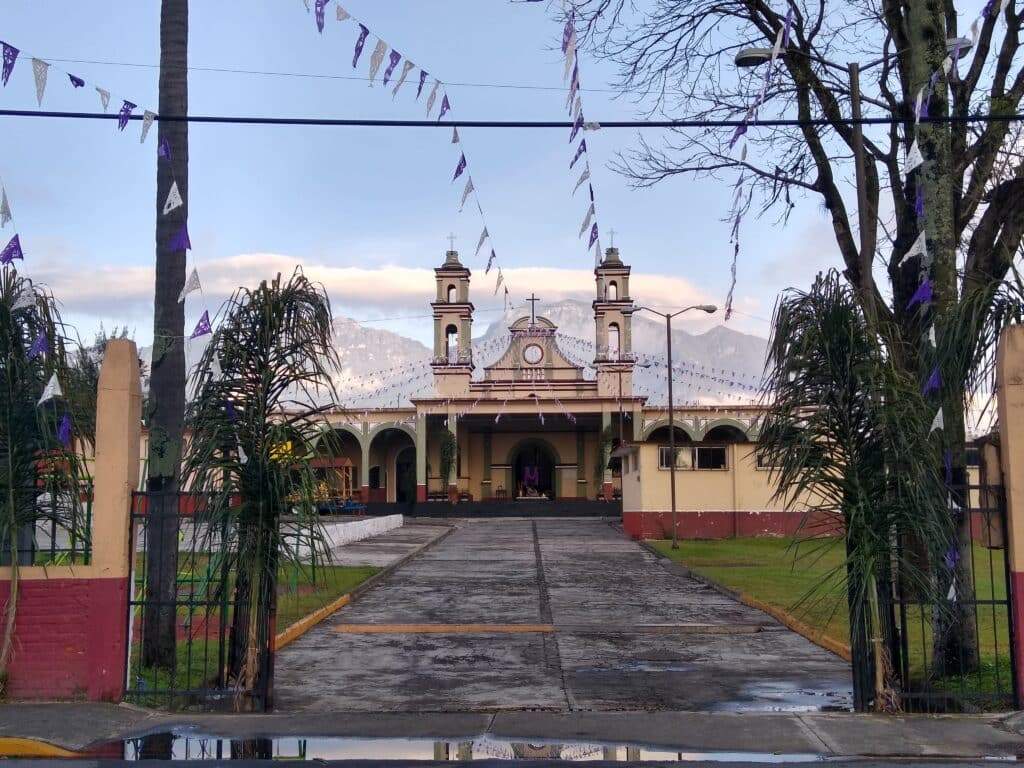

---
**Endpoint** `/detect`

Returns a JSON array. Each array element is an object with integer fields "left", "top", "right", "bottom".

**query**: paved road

[{"left": 275, "top": 519, "right": 852, "bottom": 712}]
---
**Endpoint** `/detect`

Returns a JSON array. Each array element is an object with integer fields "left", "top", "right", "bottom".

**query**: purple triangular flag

[
  {"left": 352, "top": 24, "right": 370, "bottom": 68},
  {"left": 57, "top": 413, "right": 72, "bottom": 448},
  {"left": 944, "top": 449, "right": 953, "bottom": 484},
  {"left": 68, "top": 73, "right": 85, "bottom": 88},
  {"left": 225, "top": 399, "right": 237, "bottom": 422},
  {"left": 589, "top": 184, "right": 595, "bottom": 202},
  {"left": 314, "top": 0, "right": 329, "bottom": 32},
  {"left": 729, "top": 121, "right": 748, "bottom": 149},
  {"left": 452, "top": 154, "right": 467, "bottom": 182},
  {"left": 1, "top": 42, "right": 19, "bottom": 86},
  {"left": 569, "top": 112, "right": 584, "bottom": 142},
  {"left": 417, "top": 70, "right": 429, "bottom": 99},
  {"left": 907, "top": 278, "right": 933, "bottom": 309},
  {"left": 28, "top": 330, "right": 47, "bottom": 359},
  {"left": 570, "top": 139, "right": 587, "bottom": 170},
  {"left": 190, "top": 310, "right": 212, "bottom": 340},
  {"left": 158, "top": 137, "right": 172, "bottom": 161},
  {"left": 169, "top": 222, "right": 191, "bottom": 251},
  {"left": 588, "top": 222, "right": 599, "bottom": 249},
  {"left": 383, "top": 50, "right": 402, "bottom": 86},
  {"left": 914, "top": 185, "right": 925, "bottom": 218},
  {"left": 0, "top": 234, "right": 23, "bottom": 264},
  {"left": 923, "top": 366, "right": 941, "bottom": 395},
  {"left": 117, "top": 100, "right": 136, "bottom": 131},
  {"left": 561, "top": 13, "right": 575, "bottom": 53}
]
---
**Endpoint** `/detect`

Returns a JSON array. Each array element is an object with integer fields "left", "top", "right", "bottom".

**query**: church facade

[{"left": 316, "top": 246, "right": 799, "bottom": 538}]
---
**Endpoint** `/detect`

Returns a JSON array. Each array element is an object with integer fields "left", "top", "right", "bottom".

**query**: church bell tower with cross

[
  {"left": 593, "top": 235, "right": 636, "bottom": 399},
  {"left": 431, "top": 239, "right": 474, "bottom": 397}
]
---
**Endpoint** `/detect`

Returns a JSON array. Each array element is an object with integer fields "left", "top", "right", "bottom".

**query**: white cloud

[{"left": 36, "top": 251, "right": 765, "bottom": 339}]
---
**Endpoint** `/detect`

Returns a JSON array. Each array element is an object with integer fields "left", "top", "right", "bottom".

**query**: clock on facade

[{"left": 523, "top": 343, "right": 544, "bottom": 365}]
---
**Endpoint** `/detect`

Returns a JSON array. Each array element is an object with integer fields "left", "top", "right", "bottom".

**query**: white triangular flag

[
  {"left": 163, "top": 181, "right": 183, "bottom": 215},
  {"left": 392, "top": 60, "right": 415, "bottom": 97},
  {"left": 930, "top": 408, "right": 944, "bottom": 433},
  {"left": 579, "top": 203, "right": 596, "bottom": 238},
  {"left": 898, "top": 230, "right": 928, "bottom": 267},
  {"left": 494, "top": 269, "right": 503, "bottom": 295},
  {"left": 238, "top": 443, "right": 249, "bottom": 465},
  {"left": 947, "top": 581, "right": 957, "bottom": 601},
  {"left": 425, "top": 80, "right": 440, "bottom": 116},
  {"left": 0, "top": 188, "right": 10, "bottom": 228},
  {"left": 564, "top": 36, "right": 576, "bottom": 82},
  {"left": 12, "top": 290, "right": 35, "bottom": 311},
  {"left": 474, "top": 226, "right": 489, "bottom": 257},
  {"left": 770, "top": 27, "right": 784, "bottom": 61},
  {"left": 941, "top": 56, "right": 953, "bottom": 76},
  {"left": 929, "top": 325, "right": 937, "bottom": 347},
  {"left": 903, "top": 139, "right": 924, "bottom": 177},
  {"left": 368, "top": 40, "right": 388, "bottom": 85},
  {"left": 31, "top": 59, "right": 49, "bottom": 106},
  {"left": 452, "top": 126, "right": 460, "bottom": 144},
  {"left": 97, "top": 87, "right": 110, "bottom": 111},
  {"left": 459, "top": 177, "right": 475, "bottom": 212},
  {"left": 583, "top": 122, "right": 601, "bottom": 131},
  {"left": 572, "top": 167, "right": 591, "bottom": 195},
  {"left": 38, "top": 373, "right": 62, "bottom": 406},
  {"left": 177, "top": 267, "right": 201, "bottom": 302},
  {"left": 336, "top": 4, "right": 350, "bottom": 20},
  {"left": 210, "top": 351, "right": 223, "bottom": 382},
  {"left": 140, "top": 110, "right": 156, "bottom": 143}
]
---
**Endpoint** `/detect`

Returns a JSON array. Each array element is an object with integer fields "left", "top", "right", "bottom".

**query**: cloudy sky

[{"left": 0, "top": 1, "right": 846, "bottom": 346}]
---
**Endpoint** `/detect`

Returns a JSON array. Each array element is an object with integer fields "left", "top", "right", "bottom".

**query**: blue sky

[{"left": 0, "top": 1, "right": 844, "bottom": 346}]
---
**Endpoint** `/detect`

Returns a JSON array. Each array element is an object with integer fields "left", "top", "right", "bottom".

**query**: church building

[{"left": 316, "top": 246, "right": 803, "bottom": 539}]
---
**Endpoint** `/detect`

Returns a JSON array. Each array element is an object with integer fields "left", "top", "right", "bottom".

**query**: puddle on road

[
  {"left": 105, "top": 735, "right": 836, "bottom": 762},
  {"left": 709, "top": 680, "right": 853, "bottom": 713}
]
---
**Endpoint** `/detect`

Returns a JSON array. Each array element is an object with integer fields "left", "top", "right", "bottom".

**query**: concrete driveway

[{"left": 274, "top": 519, "right": 852, "bottom": 712}]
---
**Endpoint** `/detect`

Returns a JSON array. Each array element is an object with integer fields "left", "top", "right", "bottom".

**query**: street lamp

[
  {"left": 733, "top": 38, "right": 972, "bottom": 326},
  {"left": 635, "top": 304, "right": 717, "bottom": 549}
]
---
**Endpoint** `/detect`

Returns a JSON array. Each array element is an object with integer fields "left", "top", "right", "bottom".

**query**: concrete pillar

[
  {"left": 415, "top": 414, "right": 427, "bottom": 502},
  {"left": 482, "top": 431, "right": 492, "bottom": 500},
  {"left": 447, "top": 412, "right": 459, "bottom": 498},
  {"left": 997, "top": 325, "right": 1024, "bottom": 707},
  {"left": 601, "top": 411, "right": 613, "bottom": 500},
  {"left": 456, "top": 742, "right": 473, "bottom": 761},
  {"left": 359, "top": 434, "right": 371, "bottom": 503}
]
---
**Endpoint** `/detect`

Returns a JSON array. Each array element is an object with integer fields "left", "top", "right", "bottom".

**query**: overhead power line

[
  {"left": 0, "top": 108, "right": 1021, "bottom": 128},
  {"left": 41, "top": 56, "right": 626, "bottom": 95}
]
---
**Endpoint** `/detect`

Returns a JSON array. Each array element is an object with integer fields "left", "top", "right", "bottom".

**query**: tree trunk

[
  {"left": 902, "top": 0, "right": 980, "bottom": 674},
  {"left": 142, "top": 0, "right": 189, "bottom": 670}
]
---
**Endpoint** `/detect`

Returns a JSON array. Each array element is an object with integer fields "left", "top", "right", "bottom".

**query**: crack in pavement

[{"left": 532, "top": 521, "right": 575, "bottom": 712}]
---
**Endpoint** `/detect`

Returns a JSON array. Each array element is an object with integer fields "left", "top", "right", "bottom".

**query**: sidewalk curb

[
  {"left": 635, "top": 538, "right": 852, "bottom": 661},
  {"left": 274, "top": 523, "right": 457, "bottom": 651}
]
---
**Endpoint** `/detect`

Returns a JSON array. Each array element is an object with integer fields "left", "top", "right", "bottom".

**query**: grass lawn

[
  {"left": 127, "top": 561, "right": 378, "bottom": 708},
  {"left": 651, "top": 537, "right": 1015, "bottom": 709}
]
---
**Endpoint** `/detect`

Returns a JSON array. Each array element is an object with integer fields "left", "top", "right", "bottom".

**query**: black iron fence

[
  {"left": 0, "top": 482, "right": 92, "bottom": 566},
  {"left": 893, "top": 483, "right": 1017, "bottom": 712}
]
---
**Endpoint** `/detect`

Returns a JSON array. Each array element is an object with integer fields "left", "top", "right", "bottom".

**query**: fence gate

[
  {"left": 893, "top": 483, "right": 1018, "bottom": 712},
  {"left": 125, "top": 490, "right": 241, "bottom": 710}
]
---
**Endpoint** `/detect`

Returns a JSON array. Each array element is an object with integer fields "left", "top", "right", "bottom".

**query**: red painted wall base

[
  {"left": 1010, "top": 570, "right": 1024, "bottom": 707},
  {"left": 416, "top": 484, "right": 427, "bottom": 502},
  {"left": 622, "top": 510, "right": 842, "bottom": 540},
  {"left": 0, "top": 576, "right": 128, "bottom": 701}
]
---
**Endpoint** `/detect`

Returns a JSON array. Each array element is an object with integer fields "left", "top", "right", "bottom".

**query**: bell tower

[
  {"left": 431, "top": 247, "right": 473, "bottom": 396},
  {"left": 593, "top": 245, "right": 635, "bottom": 398}
]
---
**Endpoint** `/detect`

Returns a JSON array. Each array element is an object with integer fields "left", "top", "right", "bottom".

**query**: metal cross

[
  {"left": 447, "top": 232, "right": 457, "bottom": 251},
  {"left": 608, "top": 228, "right": 617, "bottom": 247},
  {"left": 525, "top": 292, "right": 541, "bottom": 325}
]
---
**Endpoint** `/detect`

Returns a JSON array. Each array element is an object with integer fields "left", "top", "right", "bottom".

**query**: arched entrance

[
  {"left": 395, "top": 446, "right": 416, "bottom": 503},
  {"left": 510, "top": 440, "right": 557, "bottom": 499}
]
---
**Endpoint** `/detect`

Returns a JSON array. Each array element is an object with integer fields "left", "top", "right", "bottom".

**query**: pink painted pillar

[{"left": 997, "top": 325, "right": 1024, "bottom": 706}]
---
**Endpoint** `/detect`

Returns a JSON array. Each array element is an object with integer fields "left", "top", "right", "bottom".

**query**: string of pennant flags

[{"left": 302, "top": 0, "right": 513, "bottom": 308}]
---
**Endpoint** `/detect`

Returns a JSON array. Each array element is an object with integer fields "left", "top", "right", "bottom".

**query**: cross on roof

[
  {"left": 526, "top": 292, "right": 541, "bottom": 325},
  {"left": 447, "top": 232, "right": 457, "bottom": 251},
  {"left": 608, "top": 228, "right": 617, "bottom": 247}
]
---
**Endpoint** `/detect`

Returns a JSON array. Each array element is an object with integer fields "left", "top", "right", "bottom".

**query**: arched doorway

[
  {"left": 511, "top": 440, "right": 557, "bottom": 499},
  {"left": 395, "top": 446, "right": 416, "bottom": 503}
]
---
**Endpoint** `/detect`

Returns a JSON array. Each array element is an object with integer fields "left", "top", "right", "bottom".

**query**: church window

[
  {"left": 608, "top": 323, "right": 621, "bottom": 360},
  {"left": 446, "top": 324, "right": 459, "bottom": 362},
  {"left": 659, "top": 446, "right": 728, "bottom": 470},
  {"left": 607, "top": 281, "right": 618, "bottom": 301},
  {"left": 447, "top": 284, "right": 457, "bottom": 303}
]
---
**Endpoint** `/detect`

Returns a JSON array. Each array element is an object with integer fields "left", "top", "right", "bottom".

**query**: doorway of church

[
  {"left": 395, "top": 446, "right": 417, "bottom": 504},
  {"left": 512, "top": 441, "right": 556, "bottom": 499}
]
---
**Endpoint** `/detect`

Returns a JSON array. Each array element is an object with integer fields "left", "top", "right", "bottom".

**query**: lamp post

[
  {"left": 734, "top": 38, "right": 971, "bottom": 324},
  {"left": 636, "top": 304, "right": 717, "bottom": 549}
]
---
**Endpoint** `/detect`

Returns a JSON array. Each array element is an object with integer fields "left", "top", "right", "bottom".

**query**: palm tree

[
  {"left": 758, "top": 270, "right": 954, "bottom": 711},
  {"left": 143, "top": 0, "right": 189, "bottom": 670},
  {"left": 183, "top": 269, "right": 340, "bottom": 711},
  {"left": 0, "top": 265, "right": 86, "bottom": 693}
]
